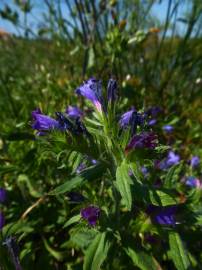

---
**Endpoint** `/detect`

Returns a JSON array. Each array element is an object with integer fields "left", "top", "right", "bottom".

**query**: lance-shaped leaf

[
  {"left": 43, "top": 237, "right": 65, "bottom": 262},
  {"left": 49, "top": 163, "right": 105, "bottom": 195},
  {"left": 116, "top": 161, "right": 133, "bottom": 211},
  {"left": 49, "top": 175, "right": 84, "bottom": 195},
  {"left": 149, "top": 190, "right": 177, "bottom": 206},
  {"left": 168, "top": 232, "right": 191, "bottom": 270},
  {"left": 83, "top": 232, "right": 111, "bottom": 270},
  {"left": 126, "top": 247, "right": 161, "bottom": 270},
  {"left": 164, "top": 163, "right": 182, "bottom": 188},
  {"left": 63, "top": 214, "right": 81, "bottom": 228}
]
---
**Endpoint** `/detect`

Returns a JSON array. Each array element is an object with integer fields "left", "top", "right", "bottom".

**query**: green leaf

[
  {"left": 70, "top": 228, "right": 98, "bottom": 249},
  {"left": 3, "top": 220, "right": 34, "bottom": 237},
  {"left": 80, "top": 163, "right": 105, "bottom": 180},
  {"left": 83, "top": 232, "right": 110, "bottom": 270},
  {"left": 70, "top": 45, "right": 79, "bottom": 56},
  {"left": 49, "top": 176, "right": 84, "bottom": 195},
  {"left": 49, "top": 163, "right": 106, "bottom": 195},
  {"left": 85, "top": 117, "right": 103, "bottom": 127},
  {"left": 0, "top": 165, "right": 16, "bottom": 176},
  {"left": 155, "top": 145, "right": 170, "bottom": 153},
  {"left": 126, "top": 247, "right": 160, "bottom": 270},
  {"left": 149, "top": 190, "right": 177, "bottom": 206},
  {"left": 196, "top": 214, "right": 202, "bottom": 225},
  {"left": 130, "top": 162, "right": 142, "bottom": 182},
  {"left": 164, "top": 163, "right": 182, "bottom": 188},
  {"left": 63, "top": 214, "right": 81, "bottom": 228},
  {"left": 87, "top": 47, "right": 95, "bottom": 69},
  {"left": 168, "top": 232, "right": 191, "bottom": 270},
  {"left": 116, "top": 161, "right": 133, "bottom": 210},
  {"left": 43, "top": 238, "right": 65, "bottom": 261}
]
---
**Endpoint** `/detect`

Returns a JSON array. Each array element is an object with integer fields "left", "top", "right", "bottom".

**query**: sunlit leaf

[{"left": 83, "top": 232, "right": 111, "bottom": 270}]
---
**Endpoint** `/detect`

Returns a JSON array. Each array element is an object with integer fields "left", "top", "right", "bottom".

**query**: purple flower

[
  {"left": 76, "top": 163, "right": 87, "bottom": 174},
  {"left": 91, "top": 159, "right": 97, "bottom": 165},
  {"left": 119, "top": 109, "right": 136, "bottom": 128},
  {"left": 141, "top": 166, "right": 149, "bottom": 177},
  {"left": 162, "top": 125, "right": 174, "bottom": 133},
  {"left": 125, "top": 132, "right": 157, "bottom": 153},
  {"left": 148, "top": 119, "right": 157, "bottom": 126},
  {"left": 185, "top": 176, "right": 201, "bottom": 188},
  {"left": 158, "top": 160, "right": 168, "bottom": 170},
  {"left": 166, "top": 151, "right": 180, "bottom": 167},
  {"left": 81, "top": 205, "right": 100, "bottom": 226},
  {"left": 0, "top": 188, "right": 7, "bottom": 203},
  {"left": 32, "top": 109, "right": 60, "bottom": 132},
  {"left": 107, "top": 78, "right": 118, "bottom": 102},
  {"left": 147, "top": 205, "right": 177, "bottom": 226},
  {"left": 190, "top": 156, "right": 200, "bottom": 168},
  {"left": 66, "top": 106, "right": 83, "bottom": 118},
  {"left": 76, "top": 78, "right": 103, "bottom": 112},
  {"left": 119, "top": 108, "right": 144, "bottom": 134},
  {"left": 155, "top": 151, "right": 180, "bottom": 170},
  {"left": 0, "top": 211, "right": 5, "bottom": 230},
  {"left": 76, "top": 158, "right": 97, "bottom": 174},
  {"left": 55, "top": 112, "right": 89, "bottom": 135}
]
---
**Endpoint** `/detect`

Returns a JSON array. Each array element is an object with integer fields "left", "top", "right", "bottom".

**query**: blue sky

[{"left": 0, "top": 0, "right": 188, "bottom": 36}]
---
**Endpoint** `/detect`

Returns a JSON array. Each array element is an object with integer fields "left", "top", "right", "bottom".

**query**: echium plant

[{"left": 15, "top": 78, "right": 201, "bottom": 269}]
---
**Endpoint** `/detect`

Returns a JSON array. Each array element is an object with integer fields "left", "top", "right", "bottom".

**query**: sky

[{"left": 0, "top": 0, "right": 189, "bottom": 36}]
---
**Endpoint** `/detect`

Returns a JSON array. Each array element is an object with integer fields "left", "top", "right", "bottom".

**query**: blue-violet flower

[
  {"left": 148, "top": 119, "right": 157, "bottom": 126},
  {"left": 147, "top": 205, "right": 177, "bottom": 226},
  {"left": 66, "top": 106, "right": 83, "bottom": 119},
  {"left": 166, "top": 151, "right": 180, "bottom": 167},
  {"left": 185, "top": 176, "right": 201, "bottom": 188},
  {"left": 190, "top": 156, "right": 200, "bottom": 168},
  {"left": 119, "top": 108, "right": 144, "bottom": 134},
  {"left": 162, "top": 125, "right": 174, "bottom": 133},
  {"left": 119, "top": 109, "right": 136, "bottom": 128},
  {"left": 32, "top": 109, "right": 60, "bottom": 132},
  {"left": 76, "top": 78, "right": 103, "bottom": 112}
]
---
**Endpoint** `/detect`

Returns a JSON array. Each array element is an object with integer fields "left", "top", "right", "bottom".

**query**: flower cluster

[
  {"left": 30, "top": 77, "right": 201, "bottom": 233},
  {"left": 32, "top": 107, "right": 87, "bottom": 136}
]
